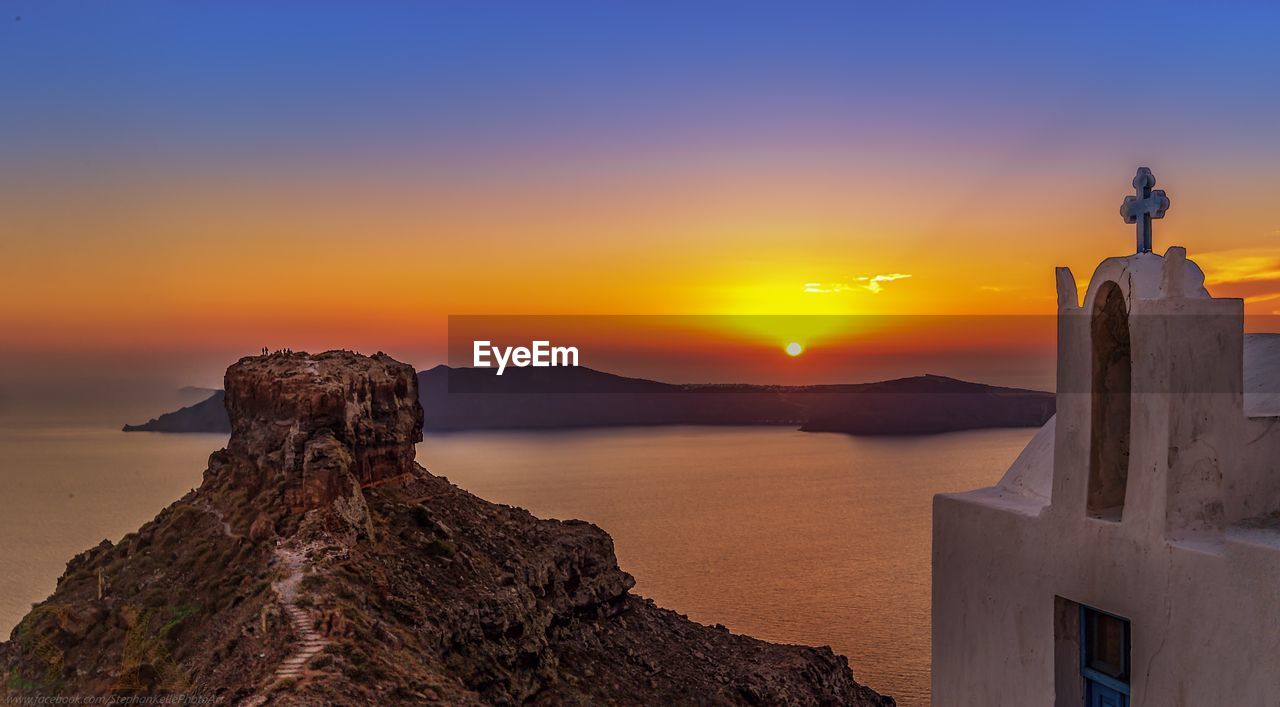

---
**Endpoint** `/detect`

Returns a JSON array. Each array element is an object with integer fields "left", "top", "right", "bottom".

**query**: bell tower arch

[{"left": 1087, "top": 281, "right": 1131, "bottom": 520}]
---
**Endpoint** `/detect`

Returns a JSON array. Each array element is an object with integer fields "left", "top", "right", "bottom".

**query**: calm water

[
  {"left": 418, "top": 426, "right": 1032, "bottom": 706},
  {"left": 0, "top": 426, "right": 220, "bottom": 636},
  {"left": 0, "top": 420, "right": 1032, "bottom": 706}
]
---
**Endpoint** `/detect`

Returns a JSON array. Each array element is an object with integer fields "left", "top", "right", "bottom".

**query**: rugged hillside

[
  {"left": 6, "top": 351, "right": 894, "bottom": 706},
  {"left": 125, "top": 364, "right": 1052, "bottom": 435}
]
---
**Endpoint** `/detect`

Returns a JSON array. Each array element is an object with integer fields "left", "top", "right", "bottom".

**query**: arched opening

[{"left": 1088, "top": 281, "right": 1131, "bottom": 520}]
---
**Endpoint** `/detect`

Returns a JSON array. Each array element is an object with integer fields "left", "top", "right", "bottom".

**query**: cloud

[
  {"left": 1202, "top": 276, "right": 1280, "bottom": 304},
  {"left": 804, "top": 273, "right": 912, "bottom": 295},
  {"left": 803, "top": 282, "right": 844, "bottom": 294},
  {"left": 856, "top": 273, "right": 912, "bottom": 294},
  {"left": 1189, "top": 248, "right": 1280, "bottom": 307},
  {"left": 1198, "top": 252, "right": 1280, "bottom": 285}
]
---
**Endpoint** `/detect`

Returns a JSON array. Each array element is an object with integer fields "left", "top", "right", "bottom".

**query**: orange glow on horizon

[{"left": 5, "top": 160, "right": 1280, "bottom": 370}]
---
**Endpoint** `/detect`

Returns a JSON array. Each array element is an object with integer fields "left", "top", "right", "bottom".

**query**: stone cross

[{"left": 1120, "top": 166, "right": 1170, "bottom": 253}]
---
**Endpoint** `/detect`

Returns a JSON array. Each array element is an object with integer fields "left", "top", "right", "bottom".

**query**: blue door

[
  {"left": 1087, "top": 680, "right": 1127, "bottom": 707},
  {"left": 1081, "top": 605, "right": 1130, "bottom": 707}
]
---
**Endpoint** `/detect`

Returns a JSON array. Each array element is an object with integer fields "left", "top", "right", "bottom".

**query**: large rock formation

[
  {"left": 2, "top": 351, "right": 893, "bottom": 706},
  {"left": 220, "top": 352, "right": 422, "bottom": 514}
]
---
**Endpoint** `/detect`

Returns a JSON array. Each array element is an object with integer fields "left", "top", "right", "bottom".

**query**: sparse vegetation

[
  {"left": 412, "top": 506, "right": 434, "bottom": 529},
  {"left": 423, "top": 539, "right": 455, "bottom": 558},
  {"left": 300, "top": 574, "right": 325, "bottom": 591},
  {"left": 159, "top": 604, "right": 200, "bottom": 640}
]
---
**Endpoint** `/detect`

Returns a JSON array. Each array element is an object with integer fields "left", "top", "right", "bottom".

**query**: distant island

[
  {"left": 125, "top": 365, "right": 1054, "bottom": 436},
  {"left": 124, "top": 391, "right": 231, "bottom": 433}
]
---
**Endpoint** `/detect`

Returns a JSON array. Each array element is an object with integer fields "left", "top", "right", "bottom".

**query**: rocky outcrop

[
  {"left": 4, "top": 351, "right": 894, "bottom": 706},
  {"left": 221, "top": 351, "right": 422, "bottom": 513}
]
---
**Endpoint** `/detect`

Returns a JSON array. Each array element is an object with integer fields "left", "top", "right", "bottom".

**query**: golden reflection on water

[{"left": 419, "top": 425, "right": 1033, "bottom": 706}]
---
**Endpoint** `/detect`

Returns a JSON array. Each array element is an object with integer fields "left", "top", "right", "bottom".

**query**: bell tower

[{"left": 1048, "top": 169, "right": 1244, "bottom": 537}]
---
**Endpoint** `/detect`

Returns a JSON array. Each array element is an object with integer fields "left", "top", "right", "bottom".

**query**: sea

[{"left": 0, "top": 395, "right": 1033, "bottom": 706}]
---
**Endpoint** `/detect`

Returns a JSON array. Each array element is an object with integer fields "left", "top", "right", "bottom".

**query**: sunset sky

[{"left": 3, "top": 3, "right": 1280, "bottom": 388}]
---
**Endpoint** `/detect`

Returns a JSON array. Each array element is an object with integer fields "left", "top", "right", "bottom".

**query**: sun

[{"left": 785, "top": 341, "right": 804, "bottom": 357}]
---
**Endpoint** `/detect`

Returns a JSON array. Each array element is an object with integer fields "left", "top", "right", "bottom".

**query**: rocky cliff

[{"left": 2, "top": 351, "right": 893, "bottom": 706}]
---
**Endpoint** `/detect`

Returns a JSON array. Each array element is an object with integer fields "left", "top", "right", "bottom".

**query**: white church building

[{"left": 933, "top": 169, "right": 1280, "bottom": 706}]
